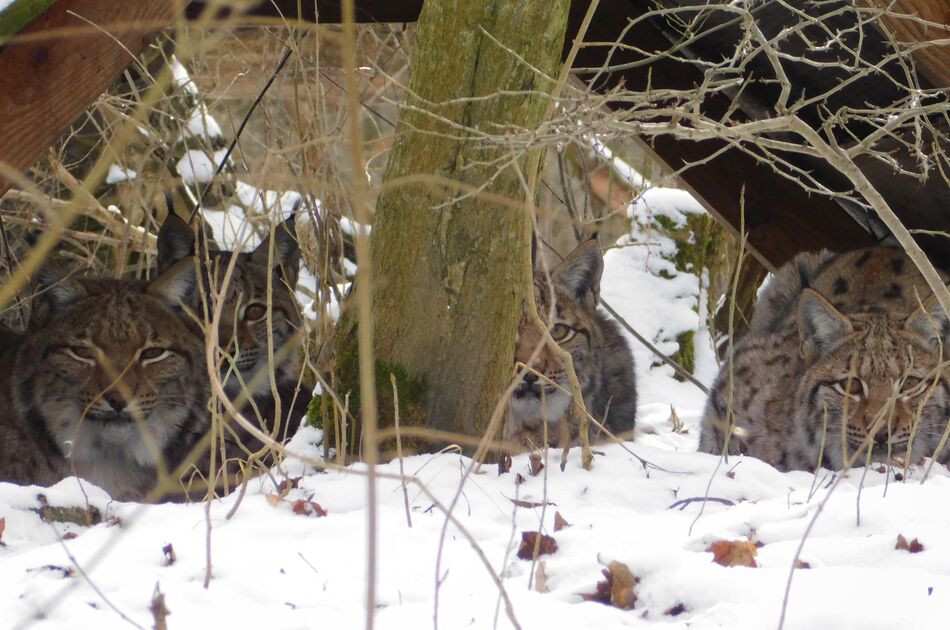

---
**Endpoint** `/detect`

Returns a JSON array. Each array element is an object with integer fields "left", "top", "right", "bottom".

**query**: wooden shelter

[{"left": 0, "top": 0, "right": 947, "bottom": 270}]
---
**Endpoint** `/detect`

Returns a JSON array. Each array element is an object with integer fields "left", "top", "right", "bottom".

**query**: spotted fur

[
  {"left": 5, "top": 260, "right": 209, "bottom": 500},
  {"left": 157, "top": 214, "right": 306, "bottom": 449},
  {"left": 506, "top": 239, "right": 637, "bottom": 448},
  {"left": 700, "top": 247, "right": 950, "bottom": 470}
]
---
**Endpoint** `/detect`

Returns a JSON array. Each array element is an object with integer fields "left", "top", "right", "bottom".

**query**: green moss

[{"left": 318, "top": 319, "right": 430, "bottom": 460}]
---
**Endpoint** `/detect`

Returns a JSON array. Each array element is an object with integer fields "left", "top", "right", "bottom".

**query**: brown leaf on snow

[
  {"left": 162, "top": 543, "right": 177, "bottom": 566},
  {"left": 667, "top": 405, "right": 685, "bottom": 433},
  {"left": 0, "top": 517, "right": 5, "bottom": 544},
  {"left": 291, "top": 500, "right": 328, "bottom": 518},
  {"left": 265, "top": 494, "right": 283, "bottom": 507},
  {"left": 896, "top": 534, "right": 925, "bottom": 553},
  {"left": 498, "top": 454, "right": 512, "bottom": 475},
  {"left": 276, "top": 477, "right": 302, "bottom": 497},
  {"left": 664, "top": 603, "right": 686, "bottom": 616},
  {"left": 554, "top": 511, "right": 571, "bottom": 532},
  {"left": 529, "top": 453, "right": 545, "bottom": 476},
  {"left": 517, "top": 531, "right": 557, "bottom": 560},
  {"left": 794, "top": 559, "right": 811, "bottom": 569},
  {"left": 708, "top": 540, "right": 758, "bottom": 568},
  {"left": 582, "top": 561, "right": 638, "bottom": 610},
  {"left": 534, "top": 560, "right": 549, "bottom": 593}
]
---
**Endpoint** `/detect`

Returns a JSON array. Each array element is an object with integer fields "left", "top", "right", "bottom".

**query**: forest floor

[{"left": 2, "top": 204, "right": 949, "bottom": 630}]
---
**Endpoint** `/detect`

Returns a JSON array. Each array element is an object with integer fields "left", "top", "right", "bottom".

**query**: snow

[
  {"left": 105, "top": 165, "right": 137, "bottom": 185},
  {"left": 5, "top": 70, "right": 946, "bottom": 630}
]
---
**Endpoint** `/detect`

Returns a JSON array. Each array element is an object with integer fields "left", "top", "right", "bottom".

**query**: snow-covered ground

[{"left": 4, "top": 210, "right": 950, "bottom": 630}]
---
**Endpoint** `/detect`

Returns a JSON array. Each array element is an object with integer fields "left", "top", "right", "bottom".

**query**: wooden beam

[
  {"left": 0, "top": 0, "right": 174, "bottom": 196},
  {"left": 858, "top": 0, "right": 950, "bottom": 88}
]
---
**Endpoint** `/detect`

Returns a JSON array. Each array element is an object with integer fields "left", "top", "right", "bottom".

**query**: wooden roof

[{"left": 1, "top": 0, "right": 948, "bottom": 270}]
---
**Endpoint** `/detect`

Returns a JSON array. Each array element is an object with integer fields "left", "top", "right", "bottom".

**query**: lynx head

[
  {"left": 157, "top": 215, "right": 302, "bottom": 401},
  {"left": 509, "top": 239, "right": 604, "bottom": 430},
  {"left": 796, "top": 288, "right": 950, "bottom": 467},
  {"left": 14, "top": 259, "right": 206, "bottom": 476}
]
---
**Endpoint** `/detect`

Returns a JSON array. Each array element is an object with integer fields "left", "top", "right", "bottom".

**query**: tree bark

[{"left": 359, "top": 0, "right": 570, "bottom": 449}]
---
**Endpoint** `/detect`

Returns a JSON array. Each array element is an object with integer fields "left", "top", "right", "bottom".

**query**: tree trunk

[{"left": 337, "top": 0, "right": 570, "bottom": 453}]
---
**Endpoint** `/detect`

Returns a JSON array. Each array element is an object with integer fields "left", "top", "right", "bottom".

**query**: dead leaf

[
  {"left": 529, "top": 453, "right": 544, "bottom": 476},
  {"left": 896, "top": 534, "right": 925, "bottom": 553},
  {"left": 664, "top": 603, "right": 686, "bottom": 616},
  {"left": 62, "top": 532, "right": 77, "bottom": 541},
  {"left": 150, "top": 583, "right": 170, "bottom": 630},
  {"left": 534, "top": 561, "right": 549, "bottom": 593},
  {"left": 265, "top": 494, "right": 283, "bottom": 507},
  {"left": 667, "top": 405, "right": 685, "bottom": 433},
  {"left": 498, "top": 454, "right": 512, "bottom": 475},
  {"left": 276, "top": 477, "right": 302, "bottom": 497},
  {"left": 708, "top": 540, "right": 758, "bottom": 568},
  {"left": 0, "top": 517, "right": 5, "bottom": 544},
  {"left": 514, "top": 473, "right": 525, "bottom": 486},
  {"left": 554, "top": 511, "right": 570, "bottom": 532},
  {"left": 582, "top": 561, "right": 638, "bottom": 610},
  {"left": 162, "top": 543, "right": 177, "bottom": 566},
  {"left": 794, "top": 559, "right": 811, "bottom": 569},
  {"left": 517, "top": 531, "right": 557, "bottom": 560},
  {"left": 291, "top": 500, "right": 328, "bottom": 518}
]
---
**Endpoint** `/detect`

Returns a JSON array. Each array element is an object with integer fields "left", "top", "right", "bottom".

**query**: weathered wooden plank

[
  {"left": 0, "top": 0, "right": 174, "bottom": 196},
  {"left": 858, "top": 0, "right": 950, "bottom": 88}
]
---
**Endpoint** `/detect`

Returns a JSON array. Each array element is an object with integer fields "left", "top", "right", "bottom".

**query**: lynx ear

[
  {"left": 905, "top": 291, "right": 950, "bottom": 351},
  {"left": 157, "top": 211, "right": 196, "bottom": 274},
  {"left": 251, "top": 217, "right": 300, "bottom": 287},
  {"left": 147, "top": 258, "right": 197, "bottom": 309},
  {"left": 29, "top": 264, "right": 87, "bottom": 327},
  {"left": 553, "top": 238, "right": 603, "bottom": 304},
  {"left": 798, "top": 288, "right": 853, "bottom": 360}
]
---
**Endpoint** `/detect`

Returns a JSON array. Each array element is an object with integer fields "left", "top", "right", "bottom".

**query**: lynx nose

[
  {"left": 104, "top": 392, "right": 127, "bottom": 413},
  {"left": 523, "top": 372, "right": 539, "bottom": 385}
]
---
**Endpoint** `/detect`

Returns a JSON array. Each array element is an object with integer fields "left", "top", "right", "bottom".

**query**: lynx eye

[
  {"left": 139, "top": 347, "right": 170, "bottom": 363},
  {"left": 549, "top": 323, "right": 574, "bottom": 342},
  {"left": 833, "top": 377, "right": 865, "bottom": 397},
  {"left": 244, "top": 303, "right": 267, "bottom": 322},
  {"left": 65, "top": 346, "right": 95, "bottom": 362},
  {"left": 900, "top": 375, "right": 926, "bottom": 397}
]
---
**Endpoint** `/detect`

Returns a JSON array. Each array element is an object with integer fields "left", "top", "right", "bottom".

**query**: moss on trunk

[{"left": 330, "top": 0, "right": 570, "bottom": 458}]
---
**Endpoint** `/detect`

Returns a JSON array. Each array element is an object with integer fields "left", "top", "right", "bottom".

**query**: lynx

[
  {"left": 2, "top": 259, "right": 210, "bottom": 500},
  {"left": 158, "top": 213, "right": 306, "bottom": 449},
  {"left": 506, "top": 239, "right": 637, "bottom": 448},
  {"left": 700, "top": 247, "right": 950, "bottom": 471}
]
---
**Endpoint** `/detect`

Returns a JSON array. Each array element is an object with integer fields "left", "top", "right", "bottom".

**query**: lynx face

[
  {"left": 795, "top": 290, "right": 950, "bottom": 468},
  {"left": 11, "top": 261, "right": 208, "bottom": 499},
  {"left": 700, "top": 247, "right": 950, "bottom": 471},
  {"left": 158, "top": 215, "right": 302, "bottom": 402},
  {"left": 507, "top": 240, "right": 637, "bottom": 446}
]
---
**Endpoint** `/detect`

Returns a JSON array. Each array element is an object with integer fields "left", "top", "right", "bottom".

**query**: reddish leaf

[
  {"left": 664, "top": 603, "right": 686, "bottom": 616},
  {"left": 517, "top": 531, "right": 557, "bottom": 560},
  {"left": 291, "top": 500, "right": 328, "bottom": 518},
  {"left": 553, "top": 511, "right": 570, "bottom": 532},
  {"left": 896, "top": 534, "right": 925, "bottom": 553},
  {"left": 508, "top": 497, "right": 553, "bottom": 509},
  {"left": 708, "top": 540, "right": 758, "bottom": 568},
  {"left": 794, "top": 559, "right": 811, "bottom": 569},
  {"left": 277, "top": 477, "right": 302, "bottom": 496},
  {"left": 62, "top": 532, "right": 78, "bottom": 541}
]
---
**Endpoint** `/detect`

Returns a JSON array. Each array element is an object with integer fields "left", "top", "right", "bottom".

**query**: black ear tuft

[
  {"left": 29, "top": 264, "right": 87, "bottom": 327},
  {"left": 157, "top": 212, "right": 196, "bottom": 274},
  {"left": 553, "top": 238, "right": 603, "bottom": 304}
]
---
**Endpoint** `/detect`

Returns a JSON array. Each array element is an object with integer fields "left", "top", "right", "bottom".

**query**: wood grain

[
  {"left": 0, "top": 0, "right": 174, "bottom": 195},
  {"left": 858, "top": 0, "right": 950, "bottom": 88}
]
